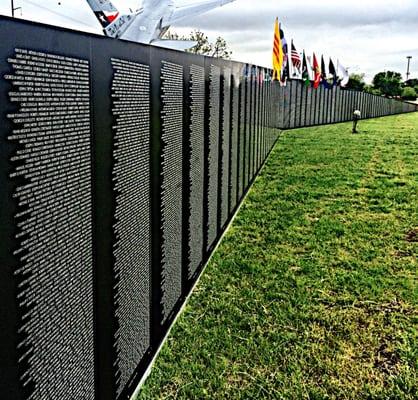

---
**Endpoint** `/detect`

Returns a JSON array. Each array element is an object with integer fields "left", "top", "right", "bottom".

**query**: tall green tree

[
  {"left": 346, "top": 73, "right": 366, "bottom": 91},
  {"left": 372, "top": 71, "right": 403, "bottom": 97}
]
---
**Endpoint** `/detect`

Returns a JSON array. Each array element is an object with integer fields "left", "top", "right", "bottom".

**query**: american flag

[{"left": 291, "top": 40, "right": 301, "bottom": 71}]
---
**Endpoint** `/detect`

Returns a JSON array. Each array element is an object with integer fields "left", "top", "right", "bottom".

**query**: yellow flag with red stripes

[{"left": 272, "top": 18, "right": 284, "bottom": 81}]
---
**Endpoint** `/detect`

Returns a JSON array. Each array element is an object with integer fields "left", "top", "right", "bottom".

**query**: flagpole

[{"left": 290, "top": 39, "right": 293, "bottom": 78}]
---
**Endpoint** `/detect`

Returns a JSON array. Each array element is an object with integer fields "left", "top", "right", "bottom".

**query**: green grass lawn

[{"left": 138, "top": 113, "right": 418, "bottom": 400}]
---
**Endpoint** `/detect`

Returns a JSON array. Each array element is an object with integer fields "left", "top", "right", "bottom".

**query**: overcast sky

[{"left": 1, "top": 0, "right": 417, "bottom": 83}]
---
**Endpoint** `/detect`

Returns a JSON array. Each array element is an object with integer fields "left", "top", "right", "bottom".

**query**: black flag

[
  {"left": 329, "top": 58, "right": 338, "bottom": 86},
  {"left": 302, "top": 51, "right": 310, "bottom": 86},
  {"left": 321, "top": 55, "right": 331, "bottom": 89},
  {"left": 280, "top": 27, "right": 289, "bottom": 84}
]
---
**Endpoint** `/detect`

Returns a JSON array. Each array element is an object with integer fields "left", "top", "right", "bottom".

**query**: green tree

[
  {"left": 403, "top": 79, "right": 418, "bottom": 95},
  {"left": 401, "top": 86, "right": 417, "bottom": 100},
  {"left": 372, "top": 71, "right": 403, "bottom": 97},
  {"left": 186, "top": 30, "right": 213, "bottom": 56},
  {"left": 364, "top": 84, "right": 382, "bottom": 96},
  {"left": 164, "top": 29, "right": 232, "bottom": 59},
  {"left": 346, "top": 73, "right": 366, "bottom": 91},
  {"left": 404, "top": 78, "right": 418, "bottom": 88},
  {"left": 211, "top": 37, "right": 232, "bottom": 59}
]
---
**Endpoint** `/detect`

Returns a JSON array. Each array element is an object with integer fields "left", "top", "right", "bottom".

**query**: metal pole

[
  {"left": 406, "top": 56, "right": 412, "bottom": 81},
  {"left": 11, "top": 0, "right": 21, "bottom": 17}
]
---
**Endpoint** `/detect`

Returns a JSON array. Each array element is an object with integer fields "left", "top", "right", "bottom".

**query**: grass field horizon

[{"left": 138, "top": 113, "right": 418, "bottom": 400}]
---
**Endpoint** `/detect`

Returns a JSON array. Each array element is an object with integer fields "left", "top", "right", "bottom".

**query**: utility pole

[
  {"left": 11, "top": 0, "right": 22, "bottom": 17},
  {"left": 406, "top": 56, "right": 412, "bottom": 81}
]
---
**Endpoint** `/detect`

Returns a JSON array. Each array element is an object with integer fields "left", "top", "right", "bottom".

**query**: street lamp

[{"left": 406, "top": 56, "right": 412, "bottom": 81}]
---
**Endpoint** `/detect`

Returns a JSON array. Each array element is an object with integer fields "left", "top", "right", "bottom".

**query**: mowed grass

[{"left": 138, "top": 113, "right": 418, "bottom": 400}]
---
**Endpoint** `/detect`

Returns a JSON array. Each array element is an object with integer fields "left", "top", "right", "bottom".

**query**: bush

[
  {"left": 364, "top": 85, "right": 382, "bottom": 96},
  {"left": 402, "top": 87, "right": 417, "bottom": 100}
]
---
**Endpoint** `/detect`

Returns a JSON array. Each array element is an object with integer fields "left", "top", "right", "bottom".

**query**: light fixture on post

[{"left": 406, "top": 56, "right": 412, "bottom": 81}]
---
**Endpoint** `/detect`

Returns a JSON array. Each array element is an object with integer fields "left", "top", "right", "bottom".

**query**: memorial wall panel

[
  {"left": 207, "top": 64, "right": 220, "bottom": 249},
  {"left": 321, "top": 86, "right": 326, "bottom": 124},
  {"left": 257, "top": 76, "right": 264, "bottom": 167},
  {"left": 312, "top": 87, "right": 317, "bottom": 125},
  {"left": 255, "top": 68, "right": 260, "bottom": 175},
  {"left": 295, "top": 81, "right": 301, "bottom": 127},
  {"left": 289, "top": 80, "right": 296, "bottom": 129},
  {"left": 300, "top": 83, "right": 306, "bottom": 127},
  {"left": 334, "top": 86, "right": 340, "bottom": 122},
  {"left": 255, "top": 71, "right": 261, "bottom": 171},
  {"left": 229, "top": 66, "right": 240, "bottom": 211},
  {"left": 330, "top": 87, "right": 336, "bottom": 123},
  {"left": 358, "top": 92, "right": 364, "bottom": 118},
  {"left": 342, "top": 90, "right": 347, "bottom": 120},
  {"left": 310, "top": 86, "right": 315, "bottom": 125},
  {"left": 339, "top": 89, "right": 343, "bottom": 120},
  {"left": 283, "top": 83, "right": 291, "bottom": 129},
  {"left": 276, "top": 76, "right": 284, "bottom": 129},
  {"left": 263, "top": 80, "right": 270, "bottom": 157},
  {"left": 326, "top": 88, "right": 332, "bottom": 123},
  {"left": 188, "top": 63, "right": 205, "bottom": 278},
  {"left": 327, "top": 87, "right": 332, "bottom": 123},
  {"left": 306, "top": 86, "right": 312, "bottom": 126},
  {"left": 323, "top": 86, "right": 328, "bottom": 124},
  {"left": 244, "top": 70, "right": 252, "bottom": 188},
  {"left": 160, "top": 60, "right": 184, "bottom": 322},
  {"left": 348, "top": 91, "right": 354, "bottom": 119},
  {"left": 314, "top": 86, "right": 320, "bottom": 125},
  {"left": 319, "top": 86, "right": 324, "bottom": 124},
  {"left": 340, "top": 87, "right": 345, "bottom": 121},
  {"left": 249, "top": 68, "right": 256, "bottom": 179},
  {"left": 237, "top": 73, "right": 246, "bottom": 200},
  {"left": 220, "top": 67, "right": 232, "bottom": 228},
  {"left": 5, "top": 47, "right": 95, "bottom": 399},
  {"left": 111, "top": 58, "right": 151, "bottom": 397},
  {"left": 261, "top": 76, "right": 265, "bottom": 164}
]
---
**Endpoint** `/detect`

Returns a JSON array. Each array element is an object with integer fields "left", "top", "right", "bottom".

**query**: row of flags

[{"left": 272, "top": 18, "right": 349, "bottom": 88}]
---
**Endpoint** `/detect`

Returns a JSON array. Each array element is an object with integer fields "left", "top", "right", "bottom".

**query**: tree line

[{"left": 347, "top": 72, "right": 417, "bottom": 101}]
